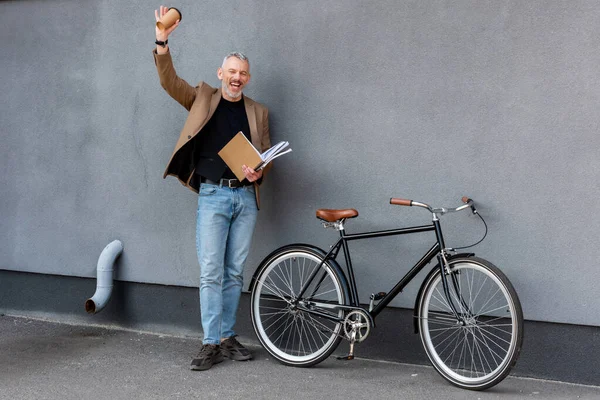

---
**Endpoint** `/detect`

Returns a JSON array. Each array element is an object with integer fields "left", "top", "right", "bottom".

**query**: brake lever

[{"left": 462, "top": 196, "right": 478, "bottom": 215}]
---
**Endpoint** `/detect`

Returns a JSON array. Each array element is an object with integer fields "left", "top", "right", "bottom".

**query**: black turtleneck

[{"left": 194, "top": 96, "right": 251, "bottom": 181}]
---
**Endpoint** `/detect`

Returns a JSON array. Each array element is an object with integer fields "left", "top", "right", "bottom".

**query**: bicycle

[{"left": 249, "top": 196, "right": 523, "bottom": 391}]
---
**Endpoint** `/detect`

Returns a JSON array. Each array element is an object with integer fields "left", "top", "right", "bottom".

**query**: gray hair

[{"left": 222, "top": 52, "right": 250, "bottom": 68}]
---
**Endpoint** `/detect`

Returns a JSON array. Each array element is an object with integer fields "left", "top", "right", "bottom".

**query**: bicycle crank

[{"left": 336, "top": 310, "right": 372, "bottom": 361}]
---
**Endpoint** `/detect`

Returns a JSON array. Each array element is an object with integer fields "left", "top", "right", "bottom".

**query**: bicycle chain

[{"left": 297, "top": 308, "right": 371, "bottom": 342}]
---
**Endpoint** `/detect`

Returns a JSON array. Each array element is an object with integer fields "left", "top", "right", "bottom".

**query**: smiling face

[{"left": 218, "top": 55, "right": 251, "bottom": 101}]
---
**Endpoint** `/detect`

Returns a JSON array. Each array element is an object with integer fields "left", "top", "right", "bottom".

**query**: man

[{"left": 153, "top": 5, "right": 271, "bottom": 371}]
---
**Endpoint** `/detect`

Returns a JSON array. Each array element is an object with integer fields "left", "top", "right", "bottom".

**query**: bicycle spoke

[
  {"left": 473, "top": 324, "right": 512, "bottom": 350},
  {"left": 444, "top": 328, "right": 466, "bottom": 371},
  {"left": 259, "top": 309, "right": 289, "bottom": 319},
  {"left": 262, "top": 278, "right": 291, "bottom": 302},
  {"left": 476, "top": 331, "right": 495, "bottom": 375},
  {"left": 305, "top": 312, "right": 340, "bottom": 338},
  {"left": 431, "top": 325, "right": 462, "bottom": 349},
  {"left": 474, "top": 286, "right": 503, "bottom": 316},
  {"left": 472, "top": 328, "right": 506, "bottom": 366},
  {"left": 431, "top": 287, "right": 453, "bottom": 311},
  {"left": 280, "top": 261, "right": 296, "bottom": 296},
  {"left": 263, "top": 309, "right": 293, "bottom": 338},
  {"left": 300, "top": 314, "right": 323, "bottom": 353}
]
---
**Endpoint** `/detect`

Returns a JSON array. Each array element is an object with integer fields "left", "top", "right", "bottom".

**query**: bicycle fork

[
  {"left": 438, "top": 251, "right": 472, "bottom": 324},
  {"left": 433, "top": 213, "right": 473, "bottom": 324}
]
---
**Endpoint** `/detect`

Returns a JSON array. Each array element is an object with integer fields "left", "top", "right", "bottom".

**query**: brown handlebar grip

[
  {"left": 462, "top": 196, "right": 471, "bottom": 204},
  {"left": 390, "top": 198, "right": 412, "bottom": 206}
]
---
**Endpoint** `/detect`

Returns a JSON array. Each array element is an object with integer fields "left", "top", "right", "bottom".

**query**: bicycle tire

[
  {"left": 250, "top": 245, "right": 348, "bottom": 367},
  {"left": 417, "top": 256, "right": 523, "bottom": 390}
]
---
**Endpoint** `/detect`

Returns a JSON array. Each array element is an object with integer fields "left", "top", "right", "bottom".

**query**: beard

[{"left": 222, "top": 81, "right": 243, "bottom": 99}]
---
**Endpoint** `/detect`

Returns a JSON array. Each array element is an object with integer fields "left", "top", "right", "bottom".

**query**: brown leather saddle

[{"left": 316, "top": 208, "right": 359, "bottom": 222}]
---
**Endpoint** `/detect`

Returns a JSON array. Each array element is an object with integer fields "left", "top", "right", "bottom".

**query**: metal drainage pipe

[{"left": 85, "top": 240, "right": 123, "bottom": 314}]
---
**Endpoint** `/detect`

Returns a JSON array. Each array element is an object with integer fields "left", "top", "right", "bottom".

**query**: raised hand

[{"left": 154, "top": 5, "right": 180, "bottom": 42}]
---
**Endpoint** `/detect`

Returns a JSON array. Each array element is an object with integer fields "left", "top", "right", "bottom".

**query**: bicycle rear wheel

[
  {"left": 251, "top": 246, "right": 347, "bottom": 367},
  {"left": 417, "top": 256, "right": 523, "bottom": 390}
]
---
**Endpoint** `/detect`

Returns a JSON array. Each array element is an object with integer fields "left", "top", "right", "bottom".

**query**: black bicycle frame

[{"left": 296, "top": 219, "right": 450, "bottom": 320}]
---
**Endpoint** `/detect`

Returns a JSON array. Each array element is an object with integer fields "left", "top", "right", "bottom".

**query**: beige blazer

[{"left": 153, "top": 49, "right": 271, "bottom": 208}]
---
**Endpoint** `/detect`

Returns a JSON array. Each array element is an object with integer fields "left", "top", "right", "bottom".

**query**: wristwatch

[{"left": 155, "top": 39, "right": 168, "bottom": 48}]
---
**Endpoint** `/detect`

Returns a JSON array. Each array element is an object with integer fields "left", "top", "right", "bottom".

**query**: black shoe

[
  {"left": 221, "top": 336, "right": 253, "bottom": 361},
  {"left": 190, "top": 344, "right": 224, "bottom": 371}
]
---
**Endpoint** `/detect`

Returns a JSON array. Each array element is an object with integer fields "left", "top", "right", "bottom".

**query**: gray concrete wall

[{"left": 1, "top": 0, "right": 599, "bottom": 326}]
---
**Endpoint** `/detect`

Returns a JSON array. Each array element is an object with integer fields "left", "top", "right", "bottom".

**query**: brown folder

[{"left": 218, "top": 132, "right": 263, "bottom": 181}]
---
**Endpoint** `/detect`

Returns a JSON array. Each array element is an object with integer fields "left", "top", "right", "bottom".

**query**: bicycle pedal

[
  {"left": 336, "top": 354, "right": 355, "bottom": 361},
  {"left": 370, "top": 292, "right": 387, "bottom": 301},
  {"left": 369, "top": 292, "right": 387, "bottom": 311}
]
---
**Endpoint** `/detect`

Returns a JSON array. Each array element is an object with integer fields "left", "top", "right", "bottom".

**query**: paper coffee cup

[{"left": 156, "top": 7, "right": 182, "bottom": 31}]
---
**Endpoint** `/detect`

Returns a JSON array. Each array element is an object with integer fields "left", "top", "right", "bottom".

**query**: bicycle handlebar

[
  {"left": 390, "top": 196, "right": 476, "bottom": 215},
  {"left": 389, "top": 198, "right": 413, "bottom": 207}
]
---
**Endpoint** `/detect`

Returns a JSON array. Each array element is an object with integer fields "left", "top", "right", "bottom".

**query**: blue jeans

[{"left": 196, "top": 183, "right": 258, "bottom": 345}]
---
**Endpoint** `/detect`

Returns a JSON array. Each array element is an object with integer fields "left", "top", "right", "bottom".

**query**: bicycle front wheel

[
  {"left": 417, "top": 256, "right": 523, "bottom": 390},
  {"left": 251, "top": 246, "right": 347, "bottom": 367}
]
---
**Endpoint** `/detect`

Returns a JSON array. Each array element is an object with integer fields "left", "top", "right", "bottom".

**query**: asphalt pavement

[{"left": 1, "top": 314, "right": 599, "bottom": 400}]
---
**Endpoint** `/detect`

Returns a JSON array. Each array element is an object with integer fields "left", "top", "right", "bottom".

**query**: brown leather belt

[{"left": 202, "top": 178, "right": 245, "bottom": 188}]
